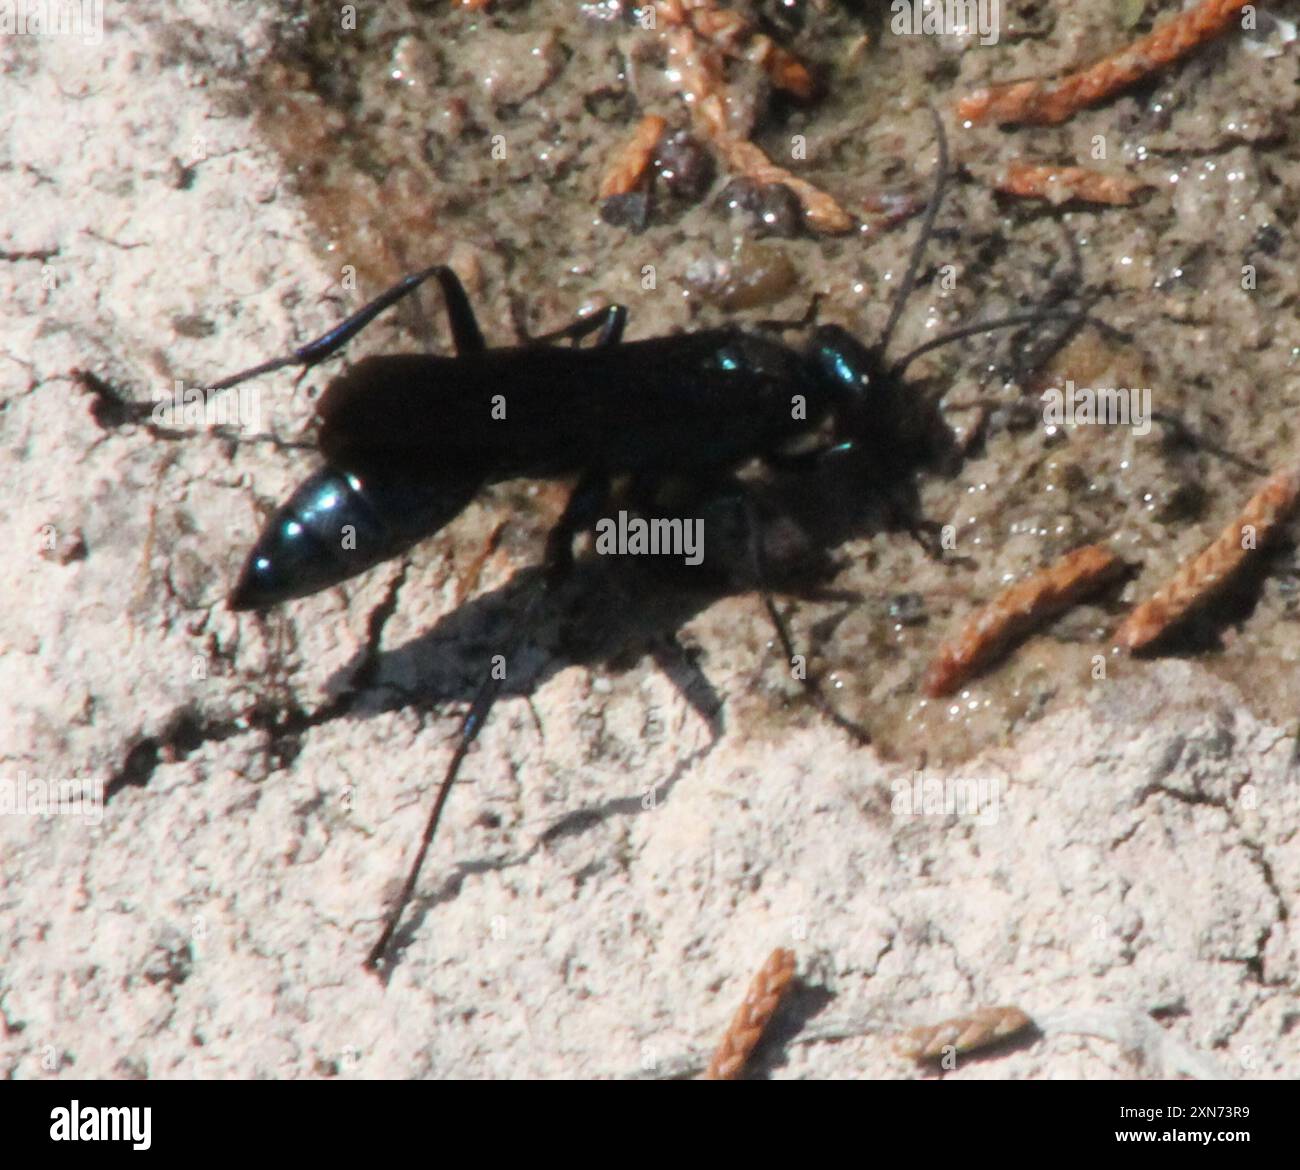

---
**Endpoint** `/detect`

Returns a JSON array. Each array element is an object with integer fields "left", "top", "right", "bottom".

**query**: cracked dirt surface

[{"left": 2, "top": 3, "right": 1299, "bottom": 1078}]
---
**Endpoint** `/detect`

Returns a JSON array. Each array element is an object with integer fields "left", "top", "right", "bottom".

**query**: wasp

[{"left": 211, "top": 116, "right": 1081, "bottom": 970}]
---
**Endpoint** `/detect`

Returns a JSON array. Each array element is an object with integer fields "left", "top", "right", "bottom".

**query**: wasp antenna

[
  {"left": 879, "top": 106, "right": 950, "bottom": 360},
  {"left": 887, "top": 305, "right": 1096, "bottom": 380}
]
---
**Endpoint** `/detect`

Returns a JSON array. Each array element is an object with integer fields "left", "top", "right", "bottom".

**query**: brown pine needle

[
  {"left": 656, "top": 0, "right": 815, "bottom": 100},
  {"left": 665, "top": 21, "right": 851, "bottom": 233},
  {"left": 995, "top": 161, "right": 1150, "bottom": 206},
  {"left": 599, "top": 114, "right": 668, "bottom": 200},
  {"left": 1114, "top": 463, "right": 1300, "bottom": 652},
  {"left": 750, "top": 34, "right": 817, "bottom": 102},
  {"left": 957, "top": 0, "right": 1249, "bottom": 127},
  {"left": 925, "top": 543, "right": 1126, "bottom": 698},
  {"left": 703, "top": 948, "right": 797, "bottom": 1080},
  {"left": 895, "top": 1005, "right": 1034, "bottom": 1063}
]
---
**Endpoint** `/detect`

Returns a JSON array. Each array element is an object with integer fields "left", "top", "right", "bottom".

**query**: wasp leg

[
  {"left": 764, "top": 438, "right": 855, "bottom": 475},
  {"left": 543, "top": 470, "right": 612, "bottom": 579},
  {"left": 631, "top": 470, "right": 874, "bottom": 745},
  {"left": 735, "top": 489, "right": 873, "bottom": 747},
  {"left": 364, "top": 470, "right": 611, "bottom": 973},
  {"left": 526, "top": 304, "right": 628, "bottom": 349},
  {"left": 593, "top": 306, "right": 628, "bottom": 347},
  {"left": 209, "top": 265, "right": 486, "bottom": 391}
]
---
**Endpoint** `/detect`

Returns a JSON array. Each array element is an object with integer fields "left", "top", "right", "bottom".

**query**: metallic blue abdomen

[{"left": 229, "top": 466, "right": 480, "bottom": 609}]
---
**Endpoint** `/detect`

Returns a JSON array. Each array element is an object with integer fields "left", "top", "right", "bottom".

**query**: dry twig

[
  {"left": 656, "top": 0, "right": 815, "bottom": 99},
  {"left": 995, "top": 161, "right": 1150, "bottom": 206},
  {"left": 599, "top": 114, "right": 668, "bottom": 200},
  {"left": 663, "top": 13, "right": 851, "bottom": 233},
  {"left": 895, "top": 1005, "right": 1034, "bottom": 1063},
  {"left": 703, "top": 948, "right": 797, "bottom": 1080},
  {"left": 957, "top": 0, "right": 1249, "bottom": 126},
  {"left": 1114, "top": 463, "right": 1300, "bottom": 651},
  {"left": 925, "top": 543, "right": 1126, "bottom": 697}
]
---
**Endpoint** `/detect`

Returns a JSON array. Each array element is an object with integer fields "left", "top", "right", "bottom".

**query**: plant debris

[
  {"left": 1115, "top": 462, "right": 1300, "bottom": 652},
  {"left": 925, "top": 543, "right": 1127, "bottom": 697},
  {"left": 957, "top": 0, "right": 1249, "bottom": 127}
]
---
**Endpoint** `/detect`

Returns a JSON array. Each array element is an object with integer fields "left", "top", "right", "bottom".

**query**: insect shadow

[
  {"left": 326, "top": 560, "right": 728, "bottom": 955},
  {"left": 313, "top": 498, "right": 891, "bottom": 958},
  {"left": 202, "top": 110, "right": 1097, "bottom": 974}
]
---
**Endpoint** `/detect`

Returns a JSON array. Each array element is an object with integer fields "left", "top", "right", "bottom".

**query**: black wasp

[{"left": 209, "top": 115, "right": 1080, "bottom": 971}]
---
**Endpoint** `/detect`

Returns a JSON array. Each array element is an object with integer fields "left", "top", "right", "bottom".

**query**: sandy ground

[{"left": 2, "top": 1, "right": 1299, "bottom": 1078}]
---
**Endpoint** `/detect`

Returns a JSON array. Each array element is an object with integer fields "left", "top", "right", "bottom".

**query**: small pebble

[
  {"left": 600, "top": 191, "right": 650, "bottom": 232},
  {"left": 720, "top": 177, "right": 803, "bottom": 238},
  {"left": 653, "top": 130, "right": 714, "bottom": 204}
]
